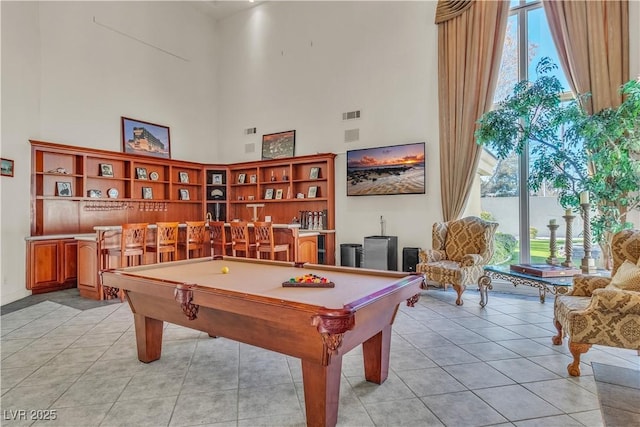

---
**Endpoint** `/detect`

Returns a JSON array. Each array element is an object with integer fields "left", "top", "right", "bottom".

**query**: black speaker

[{"left": 402, "top": 247, "right": 420, "bottom": 272}]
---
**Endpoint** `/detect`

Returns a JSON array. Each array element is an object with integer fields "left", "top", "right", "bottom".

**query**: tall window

[{"left": 481, "top": 0, "right": 573, "bottom": 263}]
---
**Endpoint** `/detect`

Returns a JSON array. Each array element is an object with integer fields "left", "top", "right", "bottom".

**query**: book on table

[{"left": 509, "top": 264, "right": 581, "bottom": 277}]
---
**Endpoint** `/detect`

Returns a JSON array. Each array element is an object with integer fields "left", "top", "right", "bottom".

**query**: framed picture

[
  {"left": 142, "top": 187, "right": 153, "bottom": 199},
  {"left": 249, "top": 174, "right": 257, "bottom": 184},
  {"left": 347, "top": 142, "right": 426, "bottom": 196},
  {"left": 275, "top": 189, "right": 283, "bottom": 199},
  {"left": 179, "top": 189, "right": 190, "bottom": 200},
  {"left": 309, "top": 167, "right": 320, "bottom": 180},
  {"left": 179, "top": 172, "right": 189, "bottom": 183},
  {"left": 99, "top": 163, "right": 113, "bottom": 177},
  {"left": 136, "top": 167, "right": 148, "bottom": 180},
  {"left": 261, "top": 130, "right": 295, "bottom": 160},
  {"left": 264, "top": 188, "right": 274, "bottom": 200},
  {"left": 122, "top": 117, "right": 171, "bottom": 159},
  {"left": 56, "top": 181, "right": 72, "bottom": 197},
  {"left": 212, "top": 173, "right": 223, "bottom": 185},
  {"left": 1, "top": 158, "right": 14, "bottom": 177},
  {"left": 238, "top": 173, "right": 246, "bottom": 184},
  {"left": 308, "top": 186, "right": 318, "bottom": 198},
  {"left": 87, "top": 189, "right": 102, "bottom": 198}
]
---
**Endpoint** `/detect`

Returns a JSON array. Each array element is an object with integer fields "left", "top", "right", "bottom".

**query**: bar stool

[
  {"left": 103, "top": 222, "right": 148, "bottom": 300},
  {"left": 229, "top": 221, "right": 256, "bottom": 257},
  {"left": 209, "top": 221, "right": 232, "bottom": 257},
  {"left": 254, "top": 221, "right": 290, "bottom": 261},
  {"left": 147, "top": 222, "right": 179, "bottom": 263},
  {"left": 182, "top": 221, "right": 207, "bottom": 259}
]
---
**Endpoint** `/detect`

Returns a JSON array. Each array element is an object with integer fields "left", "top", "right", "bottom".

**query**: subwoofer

[{"left": 402, "top": 247, "right": 420, "bottom": 272}]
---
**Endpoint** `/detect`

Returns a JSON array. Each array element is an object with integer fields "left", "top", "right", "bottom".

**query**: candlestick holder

[
  {"left": 581, "top": 202, "right": 596, "bottom": 273},
  {"left": 546, "top": 223, "right": 560, "bottom": 265},
  {"left": 561, "top": 214, "right": 575, "bottom": 267}
]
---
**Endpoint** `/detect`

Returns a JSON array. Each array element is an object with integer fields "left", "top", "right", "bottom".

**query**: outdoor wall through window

[{"left": 481, "top": 0, "right": 583, "bottom": 265}]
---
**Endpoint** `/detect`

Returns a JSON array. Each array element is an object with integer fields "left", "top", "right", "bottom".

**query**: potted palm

[{"left": 475, "top": 58, "right": 640, "bottom": 268}]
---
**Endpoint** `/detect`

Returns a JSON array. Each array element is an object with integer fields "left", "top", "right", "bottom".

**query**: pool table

[{"left": 101, "top": 257, "right": 423, "bottom": 427}]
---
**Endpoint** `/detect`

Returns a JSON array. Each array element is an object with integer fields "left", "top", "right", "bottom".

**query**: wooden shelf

[{"left": 30, "top": 140, "right": 209, "bottom": 236}]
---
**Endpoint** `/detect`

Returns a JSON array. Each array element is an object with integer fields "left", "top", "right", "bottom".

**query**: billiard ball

[{"left": 221, "top": 266, "right": 229, "bottom": 274}]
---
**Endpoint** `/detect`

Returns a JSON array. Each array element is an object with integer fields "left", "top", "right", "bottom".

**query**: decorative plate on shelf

[
  {"left": 149, "top": 172, "right": 159, "bottom": 181},
  {"left": 107, "top": 188, "right": 119, "bottom": 198}
]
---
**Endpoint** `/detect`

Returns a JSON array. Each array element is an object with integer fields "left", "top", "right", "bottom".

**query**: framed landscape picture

[
  {"left": 122, "top": 117, "right": 171, "bottom": 159},
  {"left": 261, "top": 130, "right": 295, "bottom": 160},
  {"left": 347, "top": 142, "right": 426, "bottom": 196},
  {"left": 264, "top": 188, "right": 274, "bottom": 200},
  {"left": 1, "top": 158, "right": 14, "bottom": 177}
]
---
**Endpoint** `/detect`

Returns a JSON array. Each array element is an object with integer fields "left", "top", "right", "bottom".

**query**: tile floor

[{"left": 1, "top": 286, "right": 639, "bottom": 426}]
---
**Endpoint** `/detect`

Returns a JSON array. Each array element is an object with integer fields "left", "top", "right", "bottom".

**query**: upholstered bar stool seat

[{"left": 254, "top": 221, "right": 290, "bottom": 261}]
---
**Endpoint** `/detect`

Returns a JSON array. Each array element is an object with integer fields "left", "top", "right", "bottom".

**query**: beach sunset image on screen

[{"left": 346, "top": 142, "right": 425, "bottom": 196}]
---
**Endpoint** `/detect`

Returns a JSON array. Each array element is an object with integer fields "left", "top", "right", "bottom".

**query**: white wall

[
  {"left": 1, "top": 1, "right": 219, "bottom": 304},
  {"left": 216, "top": 1, "right": 441, "bottom": 264}
]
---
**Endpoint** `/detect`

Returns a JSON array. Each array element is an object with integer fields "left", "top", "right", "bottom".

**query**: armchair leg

[
  {"left": 567, "top": 341, "right": 591, "bottom": 377},
  {"left": 452, "top": 284, "right": 466, "bottom": 306},
  {"left": 552, "top": 319, "right": 563, "bottom": 345}
]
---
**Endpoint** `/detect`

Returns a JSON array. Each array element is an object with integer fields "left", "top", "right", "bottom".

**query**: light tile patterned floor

[{"left": 1, "top": 287, "right": 638, "bottom": 426}]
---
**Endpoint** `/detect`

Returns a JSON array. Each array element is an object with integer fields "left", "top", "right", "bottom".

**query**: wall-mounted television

[{"left": 346, "top": 142, "right": 426, "bottom": 196}]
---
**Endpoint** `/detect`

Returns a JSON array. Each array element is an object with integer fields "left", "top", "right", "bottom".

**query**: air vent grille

[
  {"left": 344, "top": 128, "right": 360, "bottom": 143},
  {"left": 245, "top": 127, "right": 257, "bottom": 135},
  {"left": 342, "top": 110, "right": 361, "bottom": 121}
]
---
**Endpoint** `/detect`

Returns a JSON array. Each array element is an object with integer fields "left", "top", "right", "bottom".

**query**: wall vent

[
  {"left": 245, "top": 127, "right": 257, "bottom": 135},
  {"left": 244, "top": 143, "right": 255, "bottom": 154},
  {"left": 344, "top": 128, "right": 360, "bottom": 143},
  {"left": 342, "top": 110, "right": 361, "bottom": 121}
]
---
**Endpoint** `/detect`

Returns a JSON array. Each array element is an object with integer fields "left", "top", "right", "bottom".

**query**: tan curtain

[
  {"left": 437, "top": 0, "right": 510, "bottom": 221},
  {"left": 543, "top": 0, "right": 629, "bottom": 113}
]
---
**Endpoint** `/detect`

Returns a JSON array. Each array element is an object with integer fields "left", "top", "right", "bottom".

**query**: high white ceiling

[{"left": 191, "top": 0, "right": 263, "bottom": 21}]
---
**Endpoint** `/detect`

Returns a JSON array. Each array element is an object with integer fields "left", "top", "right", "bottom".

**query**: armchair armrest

[
  {"left": 460, "top": 254, "right": 483, "bottom": 267},
  {"left": 419, "top": 249, "right": 445, "bottom": 263},
  {"left": 568, "top": 274, "right": 611, "bottom": 297},
  {"left": 587, "top": 288, "right": 640, "bottom": 315}
]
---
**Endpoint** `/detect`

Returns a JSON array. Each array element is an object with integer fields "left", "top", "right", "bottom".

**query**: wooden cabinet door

[
  {"left": 29, "top": 241, "right": 60, "bottom": 289},
  {"left": 77, "top": 240, "right": 101, "bottom": 300},
  {"left": 61, "top": 240, "right": 78, "bottom": 282},
  {"left": 298, "top": 235, "right": 318, "bottom": 264},
  {"left": 27, "top": 238, "right": 78, "bottom": 293}
]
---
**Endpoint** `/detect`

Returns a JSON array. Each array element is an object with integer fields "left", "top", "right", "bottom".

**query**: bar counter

[{"left": 77, "top": 222, "right": 330, "bottom": 300}]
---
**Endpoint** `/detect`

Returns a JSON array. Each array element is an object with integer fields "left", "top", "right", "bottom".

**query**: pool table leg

[
  {"left": 134, "top": 313, "right": 163, "bottom": 363},
  {"left": 362, "top": 324, "right": 391, "bottom": 384},
  {"left": 301, "top": 356, "right": 343, "bottom": 427}
]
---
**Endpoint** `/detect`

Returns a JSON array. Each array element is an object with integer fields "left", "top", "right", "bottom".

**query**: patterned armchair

[
  {"left": 552, "top": 229, "right": 640, "bottom": 376},
  {"left": 416, "top": 216, "right": 498, "bottom": 306}
]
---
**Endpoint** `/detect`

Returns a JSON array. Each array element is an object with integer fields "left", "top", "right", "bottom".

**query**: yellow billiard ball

[{"left": 221, "top": 266, "right": 230, "bottom": 274}]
